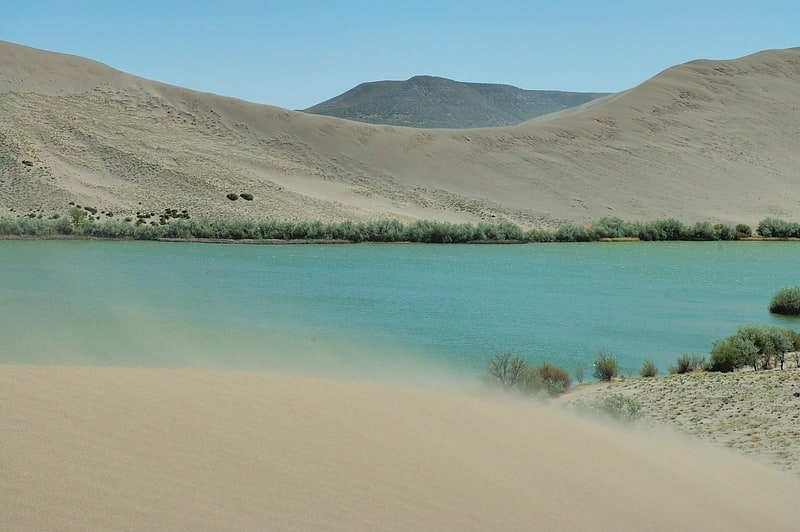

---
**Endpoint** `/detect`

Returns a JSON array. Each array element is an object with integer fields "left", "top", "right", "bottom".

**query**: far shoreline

[{"left": 3, "top": 214, "right": 800, "bottom": 244}]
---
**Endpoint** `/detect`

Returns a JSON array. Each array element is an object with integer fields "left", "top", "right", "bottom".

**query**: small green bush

[
  {"left": 531, "top": 362, "right": 571, "bottom": 396},
  {"left": 640, "top": 360, "right": 657, "bottom": 378},
  {"left": 769, "top": 287, "right": 800, "bottom": 316},
  {"left": 240, "top": 193, "right": 254, "bottom": 201},
  {"left": 668, "top": 353, "right": 705, "bottom": 374},
  {"left": 593, "top": 349, "right": 619, "bottom": 381},
  {"left": 734, "top": 224, "right": 752, "bottom": 239},
  {"left": 574, "top": 363, "right": 585, "bottom": 384},
  {"left": 485, "top": 355, "right": 570, "bottom": 397},
  {"left": 226, "top": 193, "right": 239, "bottom": 201},
  {"left": 596, "top": 393, "right": 642, "bottom": 422}
]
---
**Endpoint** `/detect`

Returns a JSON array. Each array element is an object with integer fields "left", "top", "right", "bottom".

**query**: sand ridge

[
  {"left": 2, "top": 41, "right": 800, "bottom": 227},
  {"left": 2, "top": 365, "right": 799, "bottom": 530}
]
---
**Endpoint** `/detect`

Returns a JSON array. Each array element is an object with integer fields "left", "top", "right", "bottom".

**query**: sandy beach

[
  {"left": 2, "top": 365, "right": 799, "bottom": 530},
  {"left": 557, "top": 366, "right": 800, "bottom": 477}
]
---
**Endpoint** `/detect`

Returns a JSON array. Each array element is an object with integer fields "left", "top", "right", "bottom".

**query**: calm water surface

[{"left": 1, "top": 240, "right": 799, "bottom": 380}]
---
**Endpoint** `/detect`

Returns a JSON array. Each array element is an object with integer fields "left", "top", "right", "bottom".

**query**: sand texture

[
  {"left": 2, "top": 365, "right": 800, "bottom": 531},
  {"left": 2, "top": 41, "right": 800, "bottom": 227},
  {"left": 558, "top": 367, "right": 800, "bottom": 477}
]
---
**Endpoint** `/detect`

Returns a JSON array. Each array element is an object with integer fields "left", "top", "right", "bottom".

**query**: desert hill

[
  {"left": 303, "top": 75, "right": 608, "bottom": 128},
  {"left": 2, "top": 40, "right": 800, "bottom": 228}
]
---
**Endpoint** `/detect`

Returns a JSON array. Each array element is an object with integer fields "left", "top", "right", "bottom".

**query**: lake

[{"left": 1, "top": 240, "right": 798, "bottom": 383}]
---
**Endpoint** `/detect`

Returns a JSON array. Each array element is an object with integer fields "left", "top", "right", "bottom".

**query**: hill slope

[
  {"left": 303, "top": 76, "right": 608, "bottom": 128},
  {"left": 2, "top": 41, "right": 800, "bottom": 228}
]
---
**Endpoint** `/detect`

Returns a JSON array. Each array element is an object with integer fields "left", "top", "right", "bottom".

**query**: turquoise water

[{"left": 1, "top": 240, "right": 799, "bottom": 380}]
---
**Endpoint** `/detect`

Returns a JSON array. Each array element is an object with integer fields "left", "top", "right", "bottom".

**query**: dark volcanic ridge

[{"left": 303, "top": 75, "right": 609, "bottom": 128}]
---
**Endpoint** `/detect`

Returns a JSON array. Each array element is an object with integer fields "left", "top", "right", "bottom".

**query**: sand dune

[
  {"left": 2, "top": 41, "right": 800, "bottom": 227},
  {"left": 2, "top": 365, "right": 799, "bottom": 530}
]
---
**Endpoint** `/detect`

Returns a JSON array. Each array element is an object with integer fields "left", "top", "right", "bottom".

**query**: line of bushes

[{"left": 1, "top": 214, "right": 789, "bottom": 243}]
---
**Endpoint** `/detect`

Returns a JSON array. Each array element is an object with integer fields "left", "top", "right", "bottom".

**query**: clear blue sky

[{"left": 2, "top": 1, "right": 798, "bottom": 110}]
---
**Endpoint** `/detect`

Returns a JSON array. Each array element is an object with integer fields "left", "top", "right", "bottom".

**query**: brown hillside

[{"left": 2, "top": 41, "right": 799, "bottom": 227}]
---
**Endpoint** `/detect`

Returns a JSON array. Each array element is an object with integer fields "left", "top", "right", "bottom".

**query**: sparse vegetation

[
  {"left": 592, "top": 349, "right": 619, "bottom": 381},
  {"left": 484, "top": 354, "right": 571, "bottom": 397},
  {"left": 668, "top": 353, "right": 705, "bottom": 374},
  {"left": 594, "top": 393, "right": 643, "bottom": 422},
  {"left": 485, "top": 353, "right": 528, "bottom": 389},
  {"left": 240, "top": 193, "right": 254, "bottom": 201},
  {"left": 769, "top": 287, "right": 800, "bottom": 316},
  {"left": 574, "top": 363, "right": 585, "bottom": 384},
  {"left": 531, "top": 362, "right": 572, "bottom": 396},
  {"left": 640, "top": 359, "right": 658, "bottom": 378},
  {"left": 226, "top": 193, "right": 239, "bottom": 201}
]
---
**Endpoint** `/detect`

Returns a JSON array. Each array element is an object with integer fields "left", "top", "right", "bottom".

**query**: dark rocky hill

[{"left": 303, "top": 75, "right": 608, "bottom": 128}]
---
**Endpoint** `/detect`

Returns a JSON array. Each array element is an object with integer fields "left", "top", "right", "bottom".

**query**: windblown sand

[
  {"left": 2, "top": 365, "right": 799, "bottom": 530},
  {"left": 557, "top": 367, "right": 800, "bottom": 477}
]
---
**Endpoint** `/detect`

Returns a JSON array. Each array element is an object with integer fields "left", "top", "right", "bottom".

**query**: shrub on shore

[
  {"left": 640, "top": 359, "right": 658, "bottom": 378},
  {"left": 769, "top": 287, "right": 800, "bottom": 316},
  {"left": 593, "top": 349, "right": 619, "bottom": 381},
  {"left": 668, "top": 353, "right": 705, "bottom": 374},
  {"left": 484, "top": 354, "right": 570, "bottom": 397},
  {"left": 595, "top": 393, "right": 643, "bottom": 421},
  {"left": 708, "top": 325, "right": 795, "bottom": 372}
]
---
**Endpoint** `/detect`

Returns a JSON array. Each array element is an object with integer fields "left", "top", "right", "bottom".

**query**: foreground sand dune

[{"left": 2, "top": 365, "right": 799, "bottom": 530}]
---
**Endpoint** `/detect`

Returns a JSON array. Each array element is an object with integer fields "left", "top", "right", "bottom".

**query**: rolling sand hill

[
  {"left": 1, "top": 41, "right": 800, "bottom": 227},
  {"left": 2, "top": 365, "right": 800, "bottom": 530}
]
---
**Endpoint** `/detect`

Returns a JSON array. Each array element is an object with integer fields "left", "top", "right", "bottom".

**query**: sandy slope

[
  {"left": 2, "top": 41, "right": 800, "bottom": 227},
  {"left": 557, "top": 367, "right": 800, "bottom": 477},
  {"left": 2, "top": 365, "right": 799, "bottom": 531}
]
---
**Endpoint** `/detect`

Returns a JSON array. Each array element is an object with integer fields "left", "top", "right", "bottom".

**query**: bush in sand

[
  {"left": 708, "top": 324, "right": 798, "bottom": 372},
  {"left": 592, "top": 349, "right": 619, "bottom": 381},
  {"left": 639, "top": 359, "right": 658, "bottom": 378},
  {"left": 484, "top": 354, "right": 571, "bottom": 397},
  {"left": 668, "top": 353, "right": 705, "bottom": 374}
]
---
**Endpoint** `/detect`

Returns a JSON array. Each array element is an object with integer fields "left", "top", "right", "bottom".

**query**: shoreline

[{"left": 2, "top": 233, "right": 800, "bottom": 245}]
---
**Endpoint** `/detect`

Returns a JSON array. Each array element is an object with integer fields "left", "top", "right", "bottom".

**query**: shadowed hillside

[
  {"left": 302, "top": 76, "right": 608, "bottom": 128},
  {"left": 1, "top": 40, "right": 799, "bottom": 228}
]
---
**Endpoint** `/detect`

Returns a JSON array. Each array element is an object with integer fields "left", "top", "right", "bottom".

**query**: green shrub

[
  {"left": 240, "top": 193, "right": 254, "bottom": 201},
  {"left": 734, "top": 224, "right": 752, "bottom": 239},
  {"left": 595, "top": 393, "right": 643, "bottom": 422},
  {"left": 226, "top": 193, "right": 239, "bottom": 201},
  {"left": 574, "top": 363, "right": 585, "bottom": 384},
  {"left": 485, "top": 355, "right": 570, "bottom": 397},
  {"left": 708, "top": 336, "right": 747, "bottom": 372},
  {"left": 708, "top": 325, "right": 795, "bottom": 372},
  {"left": 668, "top": 353, "right": 705, "bottom": 374},
  {"left": 757, "top": 218, "right": 800, "bottom": 238},
  {"left": 640, "top": 360, "right": 657, "bottom": 378},
  {"left": 531, "top": 362, "right": 571, "bottom": 396},
  {"left": 593, "top": 349, "right": 619, "bottom": 381},
  {"left": 769, "top": 287, "right": 800, "bottom": 316}
]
